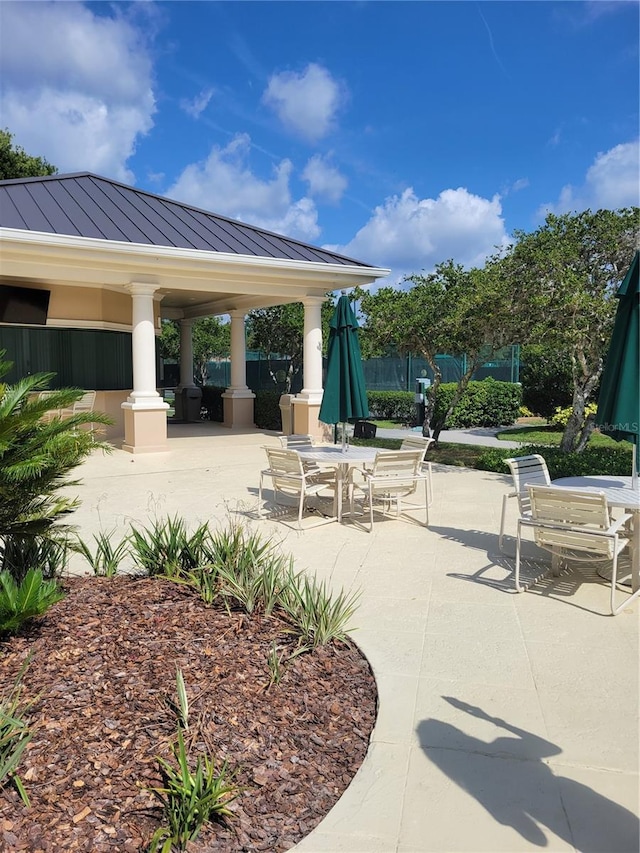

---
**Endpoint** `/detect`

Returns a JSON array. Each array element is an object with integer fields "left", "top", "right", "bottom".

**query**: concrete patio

[{"left": 64, "top": 423, "right": 639, "bottom": 853}]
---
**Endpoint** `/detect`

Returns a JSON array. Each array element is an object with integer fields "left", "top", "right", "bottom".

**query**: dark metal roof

[{"left": 0, "top": 172, "right": 372, "bottom": 268}]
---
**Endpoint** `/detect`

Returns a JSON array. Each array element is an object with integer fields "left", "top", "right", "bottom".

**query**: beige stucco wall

[
  {"left": 47, "top": 284, "right": 132, "bottom": 328},
  {"left": 95, "top": 390, "right": 128, "bottom": 440}
]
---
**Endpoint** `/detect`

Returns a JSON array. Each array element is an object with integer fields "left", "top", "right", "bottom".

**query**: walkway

[{"left": 65, "top": 424, "right": 639, "bottom": 853}]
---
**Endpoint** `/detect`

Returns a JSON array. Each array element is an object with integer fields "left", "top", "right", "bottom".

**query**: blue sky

[{"left": 1, "top": 1, "right": 638, "bottom": 284}]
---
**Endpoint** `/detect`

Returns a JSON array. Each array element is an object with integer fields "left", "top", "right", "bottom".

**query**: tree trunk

[
  {"left": 422, "top": 357, "right": 442, "bottom": 439},
  {"left": 560, "top": 355, "right": 602, "bottom": 453},
  {"left": 575, "top": 411, "right": 596, "bottom": 453}
]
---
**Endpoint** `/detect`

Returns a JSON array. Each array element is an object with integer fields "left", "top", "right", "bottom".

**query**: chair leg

[
  {"left": 368, "top": 483, "right": 374, "bottom": 533},
  {"left": 426, "top": 462, "right": 433, "bottom": 507},
  {"left": 515, "top": 522, "right": 525, "bottom": 592},
  {"left": 258, "top": 473, "right": 266, "bottom": 519},
  {"left": 499, "top": 494, "right": 509, "bottom": 551},
  {"left": 551, "top": 548, "right": 561, "bottom": 576},
  {"left": 424, "top": 477, "right": 429, "bottom": 527},
  {"left": 610, "top": 545, "right": 640, "bottom": 616}
]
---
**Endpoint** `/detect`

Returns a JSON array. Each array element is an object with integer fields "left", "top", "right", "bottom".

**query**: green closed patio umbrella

[
  {"left": 319, "top": 292, "right": 369, "bottom": 451},
  {"left": 595, "top": 250, "right": 639, "bottom": 487}
]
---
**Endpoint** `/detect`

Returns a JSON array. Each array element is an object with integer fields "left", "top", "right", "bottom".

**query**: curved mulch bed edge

[{"left": 0, "top": 576, "right": 378, "bottom": 852}]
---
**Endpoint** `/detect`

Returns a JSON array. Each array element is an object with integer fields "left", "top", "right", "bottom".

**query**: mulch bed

[{"left": 0, "top": 576, "right": 377, "bottom": 852}]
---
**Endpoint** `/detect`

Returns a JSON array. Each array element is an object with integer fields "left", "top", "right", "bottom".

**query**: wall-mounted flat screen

[{"left": 0, "top": 285, "right": 51, "bottom": 325}]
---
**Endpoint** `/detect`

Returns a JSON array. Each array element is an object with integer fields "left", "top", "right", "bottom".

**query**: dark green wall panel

[{"left": 0, "top": 327, "right": 133, "bottom": 389}]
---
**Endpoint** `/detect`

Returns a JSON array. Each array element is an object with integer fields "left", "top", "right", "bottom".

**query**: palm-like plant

[{"left": 0, "top": 351, "right": 111, "bottom": 573}]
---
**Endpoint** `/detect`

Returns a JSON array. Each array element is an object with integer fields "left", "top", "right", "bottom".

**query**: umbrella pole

[
  {"left": 633, "top": 443, "right": 638, "bottom": 491},
  {"left": 341, "top": 422, "right": 347, "bottom": 453}
]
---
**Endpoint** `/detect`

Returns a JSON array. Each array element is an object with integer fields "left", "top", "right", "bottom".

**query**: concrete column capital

[
  {"left": 301, "top": 295, "right": 326, "bottom": 308},
  {"left": 127, "top": 282, "right": 159, "bottom": 298}
]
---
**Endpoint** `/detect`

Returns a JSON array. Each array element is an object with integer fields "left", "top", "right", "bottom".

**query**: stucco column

[
  {"left": 229, "top": 310, "right": 249, "bottom": 390},
  {"left": 299, "top": 297, "right": 324, "bottom": 398},
  {"left": 292, "top": 296, "right": 327, "bottom": 440},
  {"left": 127, "top": 283, "right": 162, "bottom": 403},
  {"left": 121, "top": 282, "right": 169, "bottom": 453},
  {"left": 177, "top": 318, "right": 195, "bottom": 389},
  {"left": 222, "top": 309, "right": 255, "bottom": 428}
]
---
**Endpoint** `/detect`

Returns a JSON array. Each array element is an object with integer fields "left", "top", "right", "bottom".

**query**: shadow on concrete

[
  {"left": 417, "top": 698, "right": 639, "bottom": 852},
  {"left": 428, "top": 524, "right": 615, "bottom": 614}
]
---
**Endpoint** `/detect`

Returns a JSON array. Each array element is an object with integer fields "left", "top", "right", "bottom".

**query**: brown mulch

[{"left": 0, "top": 576, "right": 377, "bottom": 852}]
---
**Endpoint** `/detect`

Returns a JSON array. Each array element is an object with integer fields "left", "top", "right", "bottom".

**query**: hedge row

[
  {"left": 254, "top": 390, "right": 282, "bottom": 431},
  {"left": 476, "top": 443, "right": 633, "bottom": 479},
  {"left": 203, "top": 379, "right": 521, "bottom": 432},
  {"left": 366, "top": 391, "right": 415, "bottom": 421},
  {"left": 429, "top": 379, "right": 522, "bottom": 431}
]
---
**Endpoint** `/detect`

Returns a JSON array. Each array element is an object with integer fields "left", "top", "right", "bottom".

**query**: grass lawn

[
  {"left": 496, "top": 424, "right": 628, "bottom": 449},
  {"left": 369, "top": 418, "right": 410, "bottom": 429},
  {"left": 351, "top": 436, "right": 485, "bottom": 468}
]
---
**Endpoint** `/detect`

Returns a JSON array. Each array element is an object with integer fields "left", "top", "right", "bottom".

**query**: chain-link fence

[{"left": 174, "top": 345, "right": 520, "bottom": 392}]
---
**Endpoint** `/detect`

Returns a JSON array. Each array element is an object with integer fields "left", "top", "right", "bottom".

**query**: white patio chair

[
  {"left": 37, "top": 390, "right": 62, "bottom": 423},
  {"left": 400, "top": 434, "right": 435, "bottom": 505},
  {"left": 499, "top": 454, "right": 550, "bottom": 550},
  {"left": 259, "top": 447, "right": 337, "bottom": 529},
  {"left": 515, "top": 484, "right": 635, "bottom": 615},
  {"left": 278, "top": 434, "right": 335, "bottom": 484},
  {"left": 60, "top": 390, "right": 97, "bottom": 431},
  {"left": 348, "top": 449, "right": 428, "bottom": 533}
]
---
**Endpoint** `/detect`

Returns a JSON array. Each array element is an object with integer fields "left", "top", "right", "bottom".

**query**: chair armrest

[{"left": 607, "top": 513, "right": 633, "bottom": 535}]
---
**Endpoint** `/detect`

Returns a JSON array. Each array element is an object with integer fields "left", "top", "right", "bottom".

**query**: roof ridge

[{"left": 0, "top": 172, "right": 370, "bottom": 268}]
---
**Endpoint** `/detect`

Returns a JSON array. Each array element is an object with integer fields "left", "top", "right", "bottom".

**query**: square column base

[
  {"left": 121, "top": 402, "right": 169, "bottom": 453},
  {"left": 292, "top": 397, "right": 331, "bottom": 441},
  {"left": 222, "top": 390, "right": 256, "bottom": 428}
]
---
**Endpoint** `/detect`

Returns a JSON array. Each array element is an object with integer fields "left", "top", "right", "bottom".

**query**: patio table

[
  {"left": 551, "top": 475, "right": 639, "bottom": 592},
  {"left": 296, "top": 445, "right": 379, "bottom": 522}
]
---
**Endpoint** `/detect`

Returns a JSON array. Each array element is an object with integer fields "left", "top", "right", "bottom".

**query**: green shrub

[
  {"left": 281, "top": 575, "right": 360, "bottom": 648},
  {"left": 520, "top": 344, "right": 573, "bottom": 418},
  {"left": 549, "top": 403, "right": 598, "bottom": 429},
  {"left": 0, "top": 656, "right": 35, "bottom": 807},
  {"left": 129, "top": 517, "right": 212, "bottom": 578},
  {"left": 71, "top": 530, "right": 129, "bottom": 577},
  {"left": 366, "top": 391, "right": 414, "bottom": 422},
  {"left": 200, "top": 386, "right": 225, "bottom": 422},
  {"left": 0, "top": 568, "right": 65, "bottom": 635},
  {"left": 476, "top": 443, "right": 633, "bottom": 479},
  {"left": 429, "top": 379, "right": 521, "bottom": 433},
  {"left": 254, "top": 390, "right": 281, "bottom": 430},
  {"left": 146, "top": 672, "right": 240, "bottom": 852},
  {"left": 0, "top": 535, "right": 68, "bottom": 584}
]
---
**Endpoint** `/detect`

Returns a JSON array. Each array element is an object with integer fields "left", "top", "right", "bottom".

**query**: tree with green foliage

[
  {"left": 519, "top": 344, "right": 573, "bottom": 418},
  {"left": 358, "top": 260, "right": 523, "bottom": 439},
  {"left": 0, "top": 351, "right": 111, "bottom": 578},
  {"left": 247, "top": 299, "right": 335, "bottom": 392},
  {"left": 159, "top": 318, "right": 231, "bottom": 386},
  {"left": 0, "top": 129, "right": 56, "bottom": 180},
  {"left": 503, "top": 208, "right": 639, "bottom": 452}
]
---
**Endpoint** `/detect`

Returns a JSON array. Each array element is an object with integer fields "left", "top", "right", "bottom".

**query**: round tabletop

[
  {"left": 296, "top": 445, "right": 379, "bottom": 463},
  {"left": 552, "top": 476, "right": 640, "bottom": 510}
]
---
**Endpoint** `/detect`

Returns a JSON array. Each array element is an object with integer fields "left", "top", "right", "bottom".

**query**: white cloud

[
  {"left": 0, "top": 2, "right": 156, "bottom": 182},
  {"left": 539, "top": 140, "right": 640, "bottom": 216},
  {"left": 262, "top": 63, "right": 344, "bottom": 142},
  {"left": 180, "top": 89, "right": 214, "bottom": 119},
  {"left": 333, "top": 187, "right": 509, "bottom": 281},
  {"left": 301, "top": 154, "right": 347, "bottom": 203},
  {"left": 167, "top": 134, "right": 320, "bottom": 241}
]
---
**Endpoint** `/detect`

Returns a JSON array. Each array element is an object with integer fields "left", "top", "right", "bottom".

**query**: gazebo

[{"left": 0, "top": 173, "right": 388, "bottom": 452}]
